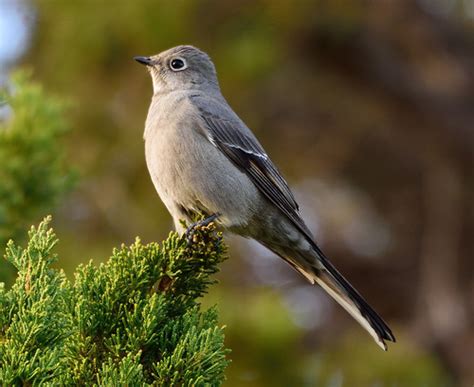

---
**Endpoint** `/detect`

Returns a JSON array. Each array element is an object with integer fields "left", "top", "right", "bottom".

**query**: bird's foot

[{"left": 186, "top": 213, "right": 219, "bottom": 246}]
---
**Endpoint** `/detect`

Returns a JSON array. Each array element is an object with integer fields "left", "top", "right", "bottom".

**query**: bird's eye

[{"left": 169, "top": 58, "right": 187, "bottom": 71}]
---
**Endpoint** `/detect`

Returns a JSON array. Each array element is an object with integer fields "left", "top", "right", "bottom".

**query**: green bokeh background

[{"left": 2, "top": 0, "right": 473, "bottom": 385}]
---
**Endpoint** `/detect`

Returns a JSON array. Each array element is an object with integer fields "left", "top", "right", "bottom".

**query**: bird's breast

[{"left": 143, "top": 93, "right": 265, "bottom": 231}]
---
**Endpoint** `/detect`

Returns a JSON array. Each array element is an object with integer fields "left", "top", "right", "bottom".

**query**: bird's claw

[{"left": 185, "top": 213, "right": 219, "bottom": 246}]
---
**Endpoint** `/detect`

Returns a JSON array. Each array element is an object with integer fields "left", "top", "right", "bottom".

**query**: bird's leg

[{"left": 186, "top": 213, "right": 219, "bottom": 245}]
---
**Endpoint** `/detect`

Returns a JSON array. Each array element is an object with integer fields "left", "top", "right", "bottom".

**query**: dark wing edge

[{"left": 191, "top": 95, "right": 312, "bottom": 239}]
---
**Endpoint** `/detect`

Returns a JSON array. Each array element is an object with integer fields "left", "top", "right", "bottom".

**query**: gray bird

[{"left": 135, "top": 45, "right": 395, "bottom": 350}]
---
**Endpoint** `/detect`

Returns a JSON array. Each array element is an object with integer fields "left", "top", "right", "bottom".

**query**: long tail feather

[
  {"left": 310, "top": 244, "right": 395, "bottom": 350},
  {"left": 262, "top": 241, "right": 395, "bottom": 350},
  {"left": 314, "top": 268, "right": 395, "bottom": 350}
]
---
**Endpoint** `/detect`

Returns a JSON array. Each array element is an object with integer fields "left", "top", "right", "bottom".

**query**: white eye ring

[{"left": 169, "top": 57, "right": 187, "bottom": 72}]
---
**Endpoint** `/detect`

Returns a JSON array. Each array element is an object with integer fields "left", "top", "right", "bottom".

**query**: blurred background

[{"left": 0, "top": 0, "right": 473, "bottom": 385}]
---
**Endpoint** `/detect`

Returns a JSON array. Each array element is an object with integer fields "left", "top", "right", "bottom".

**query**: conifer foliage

[
  {"left": 0, "top": 72, "right": 73, "bottom": 246},
  {"left": 0, "top": 217, "right": 229, "bottom": 385}
]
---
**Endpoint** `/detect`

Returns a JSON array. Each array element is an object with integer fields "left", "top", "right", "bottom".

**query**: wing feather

[{"left": 191, "top": 94, "right": 312, "bottom": 239}]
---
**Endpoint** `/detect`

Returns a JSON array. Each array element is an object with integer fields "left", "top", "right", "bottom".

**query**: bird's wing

[{"left": 190, "top": 94, "right": 312, "bottom": 239}]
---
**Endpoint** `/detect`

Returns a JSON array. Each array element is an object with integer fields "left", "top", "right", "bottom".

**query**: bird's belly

[{"left": 145, "top": 127, "right": 261, "bottom": 230}]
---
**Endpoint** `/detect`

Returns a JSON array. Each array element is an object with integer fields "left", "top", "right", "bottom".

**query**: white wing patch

[{"left": 225, "top": 142, "right": 268, "bottom": 160}]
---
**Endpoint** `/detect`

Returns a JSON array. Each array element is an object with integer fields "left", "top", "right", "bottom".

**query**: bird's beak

[{"left": 134, "top": 56, "right": 153, "bottom": 66}]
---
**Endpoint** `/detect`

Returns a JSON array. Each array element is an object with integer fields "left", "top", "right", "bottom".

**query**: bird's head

[{"left": 134, "top": 45, "right": 219, "bottom": 95}]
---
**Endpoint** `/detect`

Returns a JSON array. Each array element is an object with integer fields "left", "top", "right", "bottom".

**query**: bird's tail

[
  {"left": 264, "top": 242, "right": 396, "bottom": 350},
  {"left": 311, "top": 245, "right": 395, "bottom": 350}
]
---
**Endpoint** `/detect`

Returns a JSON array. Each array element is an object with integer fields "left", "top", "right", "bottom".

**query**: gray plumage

[{"left": 135, "top": 45, "right": 395, "bottom": 350}]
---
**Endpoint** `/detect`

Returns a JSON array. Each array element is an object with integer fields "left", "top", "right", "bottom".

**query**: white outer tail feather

[{"left": 314, "top": 275, "right": 388, "bottom": 351}]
